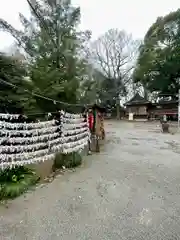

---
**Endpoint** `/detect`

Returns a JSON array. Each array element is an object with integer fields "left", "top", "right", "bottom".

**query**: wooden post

[
  {"left": 95, "top": 135, "right": 100, "bottom": 152},
  {"left": 95, "top": 109, "right": 101, "bottom": 152}
]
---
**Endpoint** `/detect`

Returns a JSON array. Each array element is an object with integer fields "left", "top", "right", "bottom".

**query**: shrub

[
  {"left": 53, "top": 152, "right": 82, "bottom": 169},
  {"left": 0, "top": 166, "right": 39, "bottom": 200}
]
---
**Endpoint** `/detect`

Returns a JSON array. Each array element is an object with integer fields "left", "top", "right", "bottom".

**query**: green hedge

[{"left": 53, "top": 152, "right": 82, "bottom": 169}]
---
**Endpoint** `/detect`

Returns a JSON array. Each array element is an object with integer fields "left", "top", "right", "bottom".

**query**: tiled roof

[{"left": 125, "top": 93, "right": 150, "bottom": 106}]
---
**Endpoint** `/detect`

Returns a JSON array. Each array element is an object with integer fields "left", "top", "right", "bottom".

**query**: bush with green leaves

[{"left": 0, "top": 166, "right": 39, "bottom": 200}]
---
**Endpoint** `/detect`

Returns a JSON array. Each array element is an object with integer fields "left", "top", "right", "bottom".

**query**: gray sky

[{"left": 0, "top": 0, "right": 179, "bottom": 50}]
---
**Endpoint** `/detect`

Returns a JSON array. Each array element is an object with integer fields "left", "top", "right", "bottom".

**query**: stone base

[
  {"left": 28, "top": 159, "right": 54, "bottom": 180},
  {"left": 27, "top": 146, "right": 89, "bottom": 180},
  {"left": 162, "top": 122, "right": 169, "bottom": 133}
]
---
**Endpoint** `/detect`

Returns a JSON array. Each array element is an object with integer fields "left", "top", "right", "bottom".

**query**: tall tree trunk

[
  {"left": 116, "top": 98, "right": 120, "bottom": 120},
  {"left": 143, "top": 83, "right": 148, "bottom": 100}
]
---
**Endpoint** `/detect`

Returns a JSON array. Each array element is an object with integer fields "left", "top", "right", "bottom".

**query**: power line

[{"left": 0, "top": 78, "right": 89, "bottom": 108}]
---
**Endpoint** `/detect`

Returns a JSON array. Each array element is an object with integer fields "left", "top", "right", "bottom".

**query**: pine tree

[{"left": 0, "top": 0, "right": 91, "bottom": 113}]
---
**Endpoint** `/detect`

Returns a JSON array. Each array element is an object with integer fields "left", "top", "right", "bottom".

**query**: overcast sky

[{"left": 0, "top": 0, "right": 179, "bottom": 50}]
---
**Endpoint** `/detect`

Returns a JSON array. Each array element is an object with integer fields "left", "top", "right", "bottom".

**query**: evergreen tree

[
  {"left": 0, "top": 0, "right": 91, "bottom": 113},
  {"left": 133, "top": 9, "right": 180, "bottom": 97},
  {"left": 0, "top": 53, "right": 37, "bottom": 113}
]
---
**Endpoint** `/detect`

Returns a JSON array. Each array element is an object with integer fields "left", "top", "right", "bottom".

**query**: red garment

[{"left": 88, "top": 113, "right": 94, "bottom": 130}]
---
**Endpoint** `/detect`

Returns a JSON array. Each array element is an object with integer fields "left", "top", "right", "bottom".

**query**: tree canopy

[
  {"left": 88, "top": 29, "right": 139, "bottom": 101},
  {"left": 0, "top": 53, "right": 27, "bottom": 113},
  {"left": 133, "top": 9, "right": 180, "bottom": 98},
  {"left": 0, "top": 0, "right": 91, "bottom": 114},
  {"left": 85, "top": 29, "right": 139, "bottom": 117},
  {"left": 0, "top": 0, "right": 145, "bottom": 117}
]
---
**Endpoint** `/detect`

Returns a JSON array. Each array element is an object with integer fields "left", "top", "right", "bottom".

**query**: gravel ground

[{"left": 1, "top": 121, "right": 180, "bottom": 239}]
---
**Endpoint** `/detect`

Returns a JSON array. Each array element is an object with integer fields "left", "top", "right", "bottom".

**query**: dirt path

[{"left": 1, "top": 121, "right": 180, "bottom": 239}]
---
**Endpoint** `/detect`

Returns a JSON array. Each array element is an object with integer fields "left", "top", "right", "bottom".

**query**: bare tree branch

[
  {"left": 89, "top": 29, "right": 139, "bottom": 86},
  {"left": 86, "top": 28, "right": 140, "bottom": 119}
]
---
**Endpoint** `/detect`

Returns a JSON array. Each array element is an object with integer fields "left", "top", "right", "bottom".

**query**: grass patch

[{"left": 0, "top": 166, "right": 39, "bottom": 200}]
